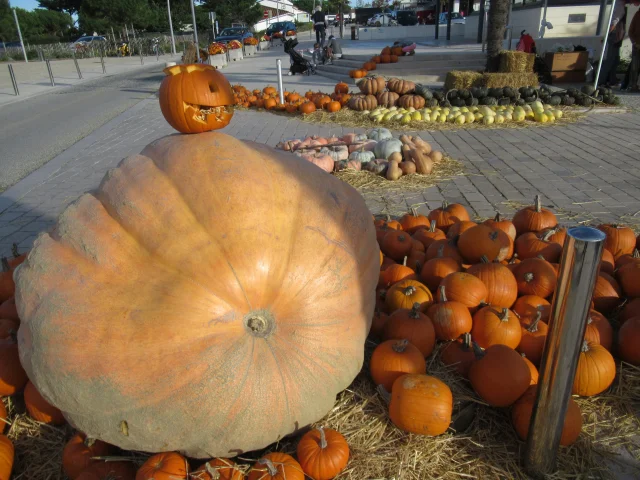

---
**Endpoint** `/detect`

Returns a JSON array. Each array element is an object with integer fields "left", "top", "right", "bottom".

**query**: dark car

[
  {"left": 216, "top": 27, "right": 253, "bottom": 43},
  {"left": 396, "top": 11, "right": 418, "bottom": 26},
  {"left": 266, "top": 21, "right": 296, "bottom": 36}
]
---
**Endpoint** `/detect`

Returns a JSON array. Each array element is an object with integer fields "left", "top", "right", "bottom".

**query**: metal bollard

[
  {"left": 46, "top": 60, "right": 55, "bottom": 86},
  {"left": 7, "top": 64, "right": 19, "bottom": 95},
  {"left": 73, "top": 55, "right": 83, "bottom": 79},
  {"left": 524, "top": 226, "right": 606, "bottom": 476},
  {"left": 100, "top": 50, "right": 106, "bottom": 74},
  {"left": 276, "top": 59, "right": 285, "bottom": 104},
  {"left": 140, "top": 49, "right": 144, "bottom": 65},
  {"left": 156, "top": 46, "right": 160, "bottom": 62}
]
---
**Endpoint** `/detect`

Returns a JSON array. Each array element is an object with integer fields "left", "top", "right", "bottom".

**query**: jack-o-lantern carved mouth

[{"left": 185, "top": 103, "right": 234, "bottom": 124}]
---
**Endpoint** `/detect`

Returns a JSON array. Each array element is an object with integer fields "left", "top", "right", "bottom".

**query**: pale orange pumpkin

[{"left": 15, "top": 133, "right": 379, "bottom": 458}]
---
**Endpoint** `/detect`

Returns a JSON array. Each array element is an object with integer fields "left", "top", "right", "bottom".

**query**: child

[{"left": 310, "top": 43, "right": 324, "bottom": 66}]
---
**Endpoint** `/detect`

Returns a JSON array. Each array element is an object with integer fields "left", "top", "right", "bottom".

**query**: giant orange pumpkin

[
  {"left": 15, "top": 133, "right": 379, "bottom": 458},
  {"left": 159, "top": 64, "right": 234, "bottom": 134}
]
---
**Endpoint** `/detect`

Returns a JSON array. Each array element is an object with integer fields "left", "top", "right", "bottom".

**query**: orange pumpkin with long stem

[
  {"left": 512, "top": 195, "right": 557, "bottom": 235},
  {"left": 440, "top": 333, "right": 477, "bottom": 377},
  {"left": 471, "top": 306, "right": 522, "bottom": 349},
  {"left": 517, "top": 311, "right": 548, "bottom": 366},
  {"left": 297, "top": 427, "right": 349, "bottom": 480}
]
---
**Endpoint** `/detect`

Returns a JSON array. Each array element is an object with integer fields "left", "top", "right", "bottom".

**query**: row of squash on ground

[
  {"left": 0, "top": 251, "right": 350, "bottom": 480},
  {"left": 276, "top": 128, "right": 443, "bottom": 179},
  {"left": 367, "top": 196, "right": 640, "bottom": 443}
]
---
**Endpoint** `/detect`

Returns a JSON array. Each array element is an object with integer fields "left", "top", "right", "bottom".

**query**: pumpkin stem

[
  {"left": 1, "top": 258, "right": 9, "bottom": 273},
  {"left": 259, "top": 458, "right": 279, "bottom": 476},
  {"left": 376, "top": 384, "right": 391, "bottom": 404},
  {"left": 429, "top": 220, "right": 437, "bottom": 232},
  {"left": 392, "top": 339, "right": 410, "bottom": 353},
  {"left": 581, "top": 340, "right": 589, "bottom": 352},
  {"left": 204, "top": 461, "right": 222, "bottom": 479},
  {"left": 494, "top": 212, "right": 502, "bottom": 222},
  {"left": 480, "top": 255, "right": 490, "bottom": 264},
  {"left": 472, "top": 341, "right": 485, "bottom": 359},
  {"left": 461, "top": 332, "right": 472, "bottom": 351},
  {"left": 411, "top": 207, "right": 418, "bottom": 217},
  {"left": 499, "top": 308, "right": 510, "bottom": 322},
  {"left": 11, "top": 243, "right": 19, "bottom": 259},
  {"left": 633, "top": 249, "right": 640, "bottom": 258},
  {"left": 534, "top": 194, "right": 542, "bottom": 213},
  {"left": 527, "top": 311, "right": 542, "bottom": 332},
  {"left": 318, "top": 426, "right": 328, "bottom": 449},
  {"left": 83, "top": 436, "right": 96, "bottom": 448},
  {"left": 402, "top": 256, "right": 408, "bottom": 267},
  {"left": 509, "top": 254, "right": 519, "bottom": 265},
  {"left": 403, "top": 286, "right": 417, "bottom": 296},
  {"left": 409, "top": 302, "right": 421, "bottom": 317},
  {"left": 524, "top": 272, "right": 534, "bottom": 283},
  {"left": 439, "top": 285, "right": 448, "bottom": 303},
  {"left": 442, "top": 200, "right": 449, "bottom": 209}
]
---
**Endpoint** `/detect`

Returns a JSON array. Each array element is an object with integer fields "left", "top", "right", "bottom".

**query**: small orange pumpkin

[
  {"left": 325, "top": 100, "right": 341, "bottom": 112},
  {"left": 247, "top": 453, "right": 304, "bottom": 480},
  {"left": 299, "top": 102, "right": 317, "bottom": 115},
  {"left": 136, "top": 452, "right": 189, "bottom": 480},
  {"left": 24, "top": 381, "right": 66, "bottom": 425},
  {"left": 296, "top": 427, "right": 349, "bottom": 480},
  {"left": 370, "top": 339, "right": 426, "bottom": 391},
  {"left": 192, "top": 458, "right": 244, "bottom": 480},
  {"left": 349, "top": 69, "right": 367, "bottom": 79},
  {"left": 363, "top": 61, "right": 377, "bottom": 71}
]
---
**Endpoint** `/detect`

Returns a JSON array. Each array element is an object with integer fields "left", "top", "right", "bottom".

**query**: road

[{"left": 0, "top": 65, "right": 166, "bottom": 192}]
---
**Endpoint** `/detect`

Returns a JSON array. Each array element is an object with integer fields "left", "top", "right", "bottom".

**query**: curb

[{"left": 0, "top": 96, "right": 157, "bottom": 214}]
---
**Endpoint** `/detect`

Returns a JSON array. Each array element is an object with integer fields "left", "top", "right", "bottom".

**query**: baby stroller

[{"left": 284, "top": 38, "right": 315, "bottom": 76}]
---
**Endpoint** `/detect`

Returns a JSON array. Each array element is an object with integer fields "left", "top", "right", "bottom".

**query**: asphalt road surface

[{"left": 0, "top": 65, "right": 166, "bottom": 192}]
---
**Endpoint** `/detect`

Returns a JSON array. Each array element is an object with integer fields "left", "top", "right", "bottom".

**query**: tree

[
  {"left": 0, "top": 0, "right": 16, "bottom": 43},
  {"left": 485, "top": 0, "right": 509, "bottom": 71},
  {"left": 292, "top": 0, "right": 314, "bottom": 14},
  {"left": 38, "top": 0, "right": 82, "bottom": 17},
  {"left": 200, "top": 0, "right": 262, "bottom": 30},
  {"left": 78, "top": 0, "right": 154, "bottom": 36}
]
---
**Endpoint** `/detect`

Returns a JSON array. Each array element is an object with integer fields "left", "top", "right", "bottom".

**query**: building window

[{"left": 568, "top": 14, "right": 586, "bottom": 23}]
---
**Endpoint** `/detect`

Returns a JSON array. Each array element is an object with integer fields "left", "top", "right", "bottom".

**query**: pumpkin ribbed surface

[{"left": 15, "top": 133, "right": 379, "bottom": 458}]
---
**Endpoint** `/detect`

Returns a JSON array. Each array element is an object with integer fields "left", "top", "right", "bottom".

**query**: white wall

[{"left": 357, "top": 24, "right": 465, "bottom": 41}]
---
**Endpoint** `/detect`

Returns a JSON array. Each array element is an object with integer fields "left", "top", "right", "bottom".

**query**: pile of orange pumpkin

[
  {"left": 371, "top": 196, "right": 640, "bottom": 444},
  {"left": 349, "top": 45, "right": 405, "bottom": 79},
  {"left": 231, "top": 83, "right": 352, "bottom": 115},
  {"left": 0, "top": 243, "right": 353, "bottom": 479}
]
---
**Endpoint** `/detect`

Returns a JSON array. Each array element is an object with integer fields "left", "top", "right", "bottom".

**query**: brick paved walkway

[{"left": 0, "top": 99, "right": 639, "bottom": 257}]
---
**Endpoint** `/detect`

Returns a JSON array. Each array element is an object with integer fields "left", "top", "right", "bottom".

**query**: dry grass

[
  {"left": 8, "top": 344, "right": 640, "bottom": 480},
  {"left": 499, "top": 51, "right": 536, "bottom": 74},
  {"left": 444, "top": 71, "right": 483, "bottom": 91},
  {"left": 299, "top": 107, "right": 583, "bottom": 131},
  {"left": 334, "top": 155, "right": 465, "bottom": 202},
  {"left": 480, "top": 72, "right": 540, "bottom": 89}
]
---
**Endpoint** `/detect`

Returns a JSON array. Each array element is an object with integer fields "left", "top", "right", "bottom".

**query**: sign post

[{"left": 210, "top": 12, "right": 217, "bottom": 40}]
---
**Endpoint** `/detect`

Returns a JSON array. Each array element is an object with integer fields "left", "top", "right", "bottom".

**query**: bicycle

[{"left": 151, "top": 38, "right": 164, "bottom": 56}]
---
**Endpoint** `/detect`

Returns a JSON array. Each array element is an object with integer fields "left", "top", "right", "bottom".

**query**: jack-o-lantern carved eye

[{"left": 159, "top": 63, "right": 234, "bottom": 134}]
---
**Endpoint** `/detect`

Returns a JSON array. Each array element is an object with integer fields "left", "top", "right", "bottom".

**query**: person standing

[
  {"left": 600, "top": 0, "right": 629, "bottom": 88},
  {"left": 622, "top": 3, "right": 640, "bottom": 90},
  {"left": 313, "top": 6, "right": 327, "bottom": 46}
]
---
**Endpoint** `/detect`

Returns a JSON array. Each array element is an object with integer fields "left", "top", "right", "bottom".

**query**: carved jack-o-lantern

[{"left": 159, "top": 64, "right": 234, "bottom": 134}]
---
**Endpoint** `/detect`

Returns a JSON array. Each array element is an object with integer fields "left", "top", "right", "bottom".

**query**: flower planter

[
  {"left": 228, "top": 49, "right": 243, "bottom": 61},
  {"left": 244, "top": 45, "right": 257, "bottom": 57},
  {"left": 208, "top": 53, "right": 227, "bottom": 69},
  {"left": 259, "top": 41, "right": 270, "bottom": 51}
]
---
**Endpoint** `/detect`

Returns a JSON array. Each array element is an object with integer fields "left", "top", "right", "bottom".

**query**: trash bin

[{"left": 351, "top": 25, "right": 358, "bottom": 40}]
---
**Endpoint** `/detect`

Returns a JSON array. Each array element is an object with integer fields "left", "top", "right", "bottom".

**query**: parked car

[
  {"left": 438, "top": 12, "right": 465, "bottom": 25},
  {"left": 266, "top": 21, "right": 296, "bottom": 37},
  {"left": 68, "top": 35, "right": 106, "bottom": 51},
  {"left": 367, "top": 14, "right": 397, "bottom": 26},
  {"left": 396, "top": 10, "right": 418, "bottom": 26},
  {"left": 216, "top": 27, "right": 254, "bottom": 43}
]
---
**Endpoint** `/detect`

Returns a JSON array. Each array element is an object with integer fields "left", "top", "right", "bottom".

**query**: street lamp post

[
  {"left": 167, "top": 0, "right": 177, "bottom": 55},
  {"left": 12, "top": 8, "right": 28, "bottom": 63}
]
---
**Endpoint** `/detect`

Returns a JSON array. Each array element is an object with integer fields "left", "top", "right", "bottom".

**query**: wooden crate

[
  {"left": 550, "top": 70, "right": 586, "bottom": 83},
  {"left": 544, "top": 51, "right": 589, "bottom": 71}
]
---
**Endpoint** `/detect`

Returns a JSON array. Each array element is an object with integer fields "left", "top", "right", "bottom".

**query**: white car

[
  {"left": 69, "top": 36, "right": 106, "bottom": 51},
  {"left": 367, "top": 14, "right": 397, "bottom": 26},
  {"left": 438, "top": 12, "right": 465, "bottom": 25}
]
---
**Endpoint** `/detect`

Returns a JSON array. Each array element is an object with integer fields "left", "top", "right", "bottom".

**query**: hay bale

[
  {"left": 444, "top": 71, "right": 483, "bottom": 91},
  {"left": 480, "top": 72, "right": 539, "bottom": 89},
  {"left": 499, "top": 51, "right": 536, "bottom": 73}
]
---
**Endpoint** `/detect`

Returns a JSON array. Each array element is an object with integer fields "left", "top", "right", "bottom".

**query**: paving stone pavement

[{"left": 0, "top": 98, "right": 639, "bottom": 257}]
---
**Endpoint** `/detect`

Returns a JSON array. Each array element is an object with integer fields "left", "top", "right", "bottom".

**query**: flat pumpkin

[
  {"left": 159, "top": 64, "right": 234, "bottom": 134},
  {"left": 15, "top": 133, "right": 379, "bottom": 458}
]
